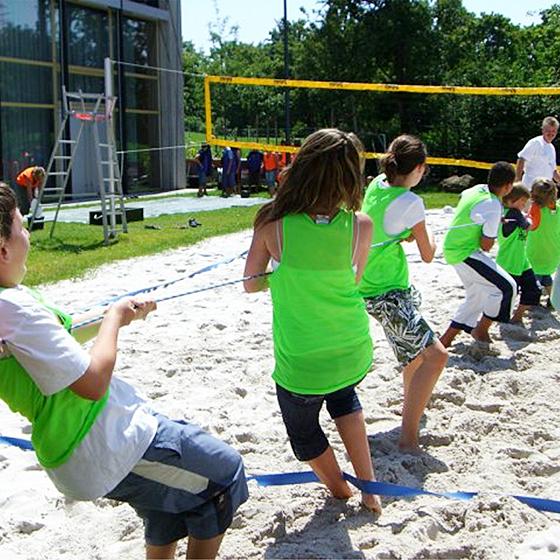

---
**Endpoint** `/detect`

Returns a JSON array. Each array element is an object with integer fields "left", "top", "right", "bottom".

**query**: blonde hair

[
  {"left": 531, "top": 178, "right": 557, "bottom": 208},
  {"left": 32, "top": 166, "right": 46, "bottom": 180},
  {"left": 254, "top": 128, "right": 364, "bottom": 228},
  {"left": 502, "top": 182, "right": 530, "bottom": 206},
  {"left": 542, "top": 116, "right": 559, "bottom": 129}
]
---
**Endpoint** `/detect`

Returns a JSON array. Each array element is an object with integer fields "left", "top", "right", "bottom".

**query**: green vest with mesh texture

[
  {"left": 526, "top": 204, "right": 560, "bottom": 275},
  {"left": 359, "top": 176, "right": 412, "bottom": 298},
  {"left": 443, "top": 185, "right": 499, "bottom": 265},
  {"left": 0, "top": 287, "right": 108, "bottom": 468},
  {"left": 270, "top": 211, "right": 373, "bottom": 394},
  {"left": 497, "top": 212, "right": 530, "bottom": 276}
]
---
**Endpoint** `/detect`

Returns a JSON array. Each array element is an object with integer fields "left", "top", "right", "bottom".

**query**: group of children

[{"left": 1, "top": 126, "right": 559, "bottom": 558}]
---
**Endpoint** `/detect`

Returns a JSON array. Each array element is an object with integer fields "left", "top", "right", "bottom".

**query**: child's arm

[
  {"left": 410, "top": 221, "right": 436, "bottom": 263},
  {"left": 527, "top": 203, "right": 541, "bottom": 230},
  {"left": 353, "top": 212, "right": 373, "bottom": 283},
  {"left": 69, "top": 299, "right": 156, "bottom": 401},
  {"left": 244, "top": 223, "right": 273, "bottom": 293}
]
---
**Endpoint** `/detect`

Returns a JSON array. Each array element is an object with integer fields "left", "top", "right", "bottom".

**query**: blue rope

[
  {"left": 2, "top": 436, "right": 559, "bottom": 513},
  {"left": 75, "top": 249, "right": 249, "bottom": 314},
  {"left": 71, "top": 271, "right": 272, "bottom": 330}
]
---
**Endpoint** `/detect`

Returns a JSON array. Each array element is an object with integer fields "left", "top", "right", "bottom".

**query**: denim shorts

[
  {"left": 276, "top": 381, "right": 363, "bottom": 462},
  {"left": 105, "top": 414, "right": 249, "bottom": 545}
]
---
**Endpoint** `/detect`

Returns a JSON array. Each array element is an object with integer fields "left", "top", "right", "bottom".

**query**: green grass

[
  {"left": 418, "top": 191, "right": 459, "bottom": 209},
  {"left": 26, "top": 187, "right": 457, "bottom": 287},
  {"left": 26, "top": 205, "right": 260, "bottom": 286}
]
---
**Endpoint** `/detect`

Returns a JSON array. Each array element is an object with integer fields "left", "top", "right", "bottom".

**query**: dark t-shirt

[{"left": 502, "top": 207, "right": 530, "bottom": 238}]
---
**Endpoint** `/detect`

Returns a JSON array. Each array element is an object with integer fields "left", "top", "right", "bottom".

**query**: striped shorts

[{"left": 105, "top": 414, "right": 249, "bottom": 545}]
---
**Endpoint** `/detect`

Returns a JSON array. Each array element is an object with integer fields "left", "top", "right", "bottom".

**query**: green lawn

[
  {"left": 418, "top": 191, "right": 459, "bottom": 209},
  {"left": 27, "top": 187, "right": 458, "bottom": 287},
  {"left": 27, "top": 205, "right": 260, "bottom": 286}
]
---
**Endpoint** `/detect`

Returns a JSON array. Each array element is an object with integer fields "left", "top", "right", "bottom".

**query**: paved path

[{"left": 43, "top": 194, "right": 268, "bottom": 224}]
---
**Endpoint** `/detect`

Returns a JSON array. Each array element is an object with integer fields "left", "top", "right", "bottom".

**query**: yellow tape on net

[
  {"left": 206, "top": 75, "right": 560, "bottom": 96},
  {"left": 208, "top": 137, "right": 497, "bottom": 169},
  {"left": 205, "top": 74, "right": 560, "bottom": 169}
]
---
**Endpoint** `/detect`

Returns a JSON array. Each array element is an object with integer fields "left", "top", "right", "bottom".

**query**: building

[{"left": 0, "top": 0, "right": 185, "bottom": 197}]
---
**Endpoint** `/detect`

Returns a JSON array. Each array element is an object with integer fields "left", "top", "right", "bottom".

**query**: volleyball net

[{"left": 204, "top": 74, "right": 560, "bottom": 172}]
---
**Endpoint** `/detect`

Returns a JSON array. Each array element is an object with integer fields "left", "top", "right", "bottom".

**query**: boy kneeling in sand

[{"left": 0, "top": 183, "right": 248, "bottom": 559}]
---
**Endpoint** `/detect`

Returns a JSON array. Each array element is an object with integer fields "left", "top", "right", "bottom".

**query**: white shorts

[{"left": 451, "top": 251, "right": 517, "bottom": 332}]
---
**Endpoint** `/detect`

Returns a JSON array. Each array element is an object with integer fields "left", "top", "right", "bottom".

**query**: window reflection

[
  {"left": 0, "top": 0, "right": 51, "bottom": 60},
  {"left": 67, "top": 3, "right": 109, "bottom": 67}
]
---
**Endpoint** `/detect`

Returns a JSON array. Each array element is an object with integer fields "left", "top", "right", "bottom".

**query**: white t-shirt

[
  {"left": 0, "top": 287, "right": 157, "bottom": 500},
  {"left": 518, "top": 135, "right": 557, "bottom": 188},
  {"left": 469, "top": 185, "right": 502, "bottom": 238},
  {"left": 379, "top": 181, "right": 426, "bottom": 236}
]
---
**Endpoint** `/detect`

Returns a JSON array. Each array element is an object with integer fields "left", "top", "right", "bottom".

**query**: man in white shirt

[{"left": 516, "top": 116, "right": 560, "bottom": 188}]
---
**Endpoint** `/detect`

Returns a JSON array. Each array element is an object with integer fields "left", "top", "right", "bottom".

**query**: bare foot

[
  {"left": 471, "top": 330, "right": 492, "bottom": 343},
  {"left": 361, "top": 493, "right": 382, "bottom": 514},
  {"left": 398, "top": 441, "right": 423, "bottom": 455},
  {"left": 330, "top": 483, "right": 353, "bottom": 500}
]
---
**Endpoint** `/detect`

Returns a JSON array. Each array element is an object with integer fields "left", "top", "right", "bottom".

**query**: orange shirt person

[{"left": 16, "top": 166, "right": 46, "bottom": 203}]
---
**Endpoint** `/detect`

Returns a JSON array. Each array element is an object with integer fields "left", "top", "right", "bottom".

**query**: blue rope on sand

[
  {"left": 76, "top": 249, "right": 249, "bottom": 314},
  {"left": 2, "top": 436, "right": 558, "bottom": 514},
  {"left": 71, "top": 271, "right": 272, "bottom": 330}
]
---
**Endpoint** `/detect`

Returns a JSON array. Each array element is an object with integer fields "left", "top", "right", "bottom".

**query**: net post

[{"left": 204, "top": 75, "right": 213, "bottom": 143}]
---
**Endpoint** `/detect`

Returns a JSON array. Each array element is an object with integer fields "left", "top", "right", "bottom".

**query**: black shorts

[
  {"left": 513, "top": 269, "right": 541, "bottom": 306},
  {"left": 276, "top": 381, "right": 363, "bottom": 462}
]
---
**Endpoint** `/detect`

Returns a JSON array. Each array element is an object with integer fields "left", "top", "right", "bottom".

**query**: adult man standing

[{"left": 516, "top": 116, "right": 560, "bottom": 188}]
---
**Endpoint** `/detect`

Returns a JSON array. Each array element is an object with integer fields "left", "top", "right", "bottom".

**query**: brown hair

[
  {"left": 254, "top": 128, "right": 364, "bottom": 228},
  {"left": 502, "top": 182, "right": 530, "bottom": 206},
  {"left": 380, "top": 135, "right": 427, "bottom": 183},
  {"left": 531, "top": 178, "right": 557, "bottom": 208},
  {"left": 0, "top": 182, "right": 17, "bottom": 242},
  {"left": 487, "top": 161, "right": 515, "bottom": 192}
]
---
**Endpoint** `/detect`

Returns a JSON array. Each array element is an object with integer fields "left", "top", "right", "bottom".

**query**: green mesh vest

[
  {"left": 359, "top": 176, "right": 412, "bottom": 298},
  {"left": 527, "top": 204, "right": 560, "bottom": 275},
  {"left": 497, "top": 212, "right": 530, "bottom": 276},
  {"left": 270, "top": 211, "right": 373, "bottom": 394},
  {"left": 0, "top": 287, "right": 108, "bottom": 468},
  {"left": 443, "top": 185, "right": 498, "bottom": 265}
]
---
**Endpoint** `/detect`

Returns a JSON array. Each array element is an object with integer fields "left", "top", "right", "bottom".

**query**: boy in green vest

[
  {"left": 440, "top": 162, "right": 517, "bottom": 351},
  {"left": 0, "top": 183, "right": 248, "bottom": 559},
  {"left": 496, "top": 184, "right": 540, "bottom": 323}
]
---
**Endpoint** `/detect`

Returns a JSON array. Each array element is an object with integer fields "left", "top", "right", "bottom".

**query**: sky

[{"left": 181, "top": 0, "right": 558, "bottom": 53}]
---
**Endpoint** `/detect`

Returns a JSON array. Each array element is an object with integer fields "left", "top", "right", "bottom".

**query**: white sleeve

[
  {"left": 471, "top": 199, "right": 502, "bottom": 238},
  {"left": 518, "top": 137, "right": 537, "bottom": 161},
  {"left": 0, "top": 295, "right": 91, "bottom": 396},
  {"left": 384, "top": 192, "right": 426, "bottom": 236}
]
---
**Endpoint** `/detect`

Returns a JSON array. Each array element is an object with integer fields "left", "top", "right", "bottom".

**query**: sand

[{"left": 0, "top": 208, "right": 559, "bottom": 559}]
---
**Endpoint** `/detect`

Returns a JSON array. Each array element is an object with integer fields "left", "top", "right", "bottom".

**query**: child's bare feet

[
  {"left": 398, "top": 441, "right": 423, "bottom": 455},
  {"left": 361, "top": 493, "right": 382, "bottom": 514},
  {"left": 330, "top": 482, "right": 353, "bottom": 500}
]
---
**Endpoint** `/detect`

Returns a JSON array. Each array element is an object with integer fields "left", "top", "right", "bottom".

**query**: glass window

[
  {"left": 125, "top": 75, "right": 158, "bottom": 111},
  {"left": 125, "top": 112, "right": 159, "bottom": 192},
  {"left": 0, "top": 107, "right": 53, "bottom": 182},
  {"left": 123, "top": 17, "right": 157, "bottom": 67},
  {"left": 67, "top": 3, "right": 109, "bottom": 68},
  {"left": 68, "top": 73, "right": 104, "bottom": 94},
  {"left": 0, "top": 0, "right": 52, "bottom": 61},
  {"left": 0, "top": 61, "right": 53, "bottom": 104}
]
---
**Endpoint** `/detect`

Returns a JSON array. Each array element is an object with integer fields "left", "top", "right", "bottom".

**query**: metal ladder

[{"left": 30, "top": 87, "right": 128, "bottom": 244}]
